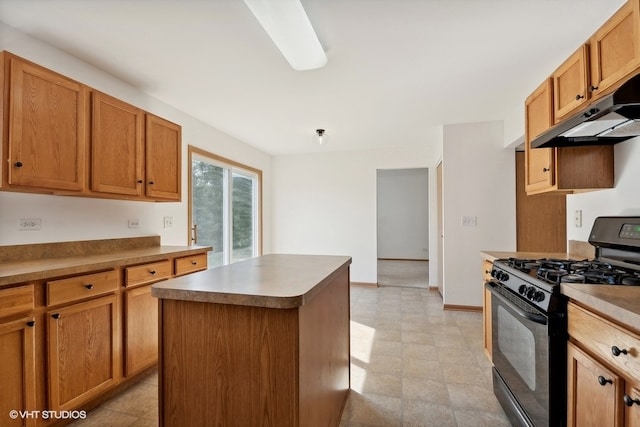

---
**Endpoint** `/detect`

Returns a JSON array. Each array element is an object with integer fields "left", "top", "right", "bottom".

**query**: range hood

[{"left": 531, "top": 73, "right": 640, "bottom": 148}]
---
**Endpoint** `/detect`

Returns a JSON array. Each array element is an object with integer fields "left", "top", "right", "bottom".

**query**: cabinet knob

[
  {"left": 543, "top": 167, "right": 550, "bottom": 172},
  {"left": 191, "top": 261, "right": 197, "bottom": 265},
  {"left": 85, "top": 284, "right": 94, "bottom": 290},
  {"left": 597, "top": 375, "right": 613, "bottom": 386},
  {"left": 150, "top": 270, "right": 156, "bottom": 275},
  {"left": 611, "top": 345, "right": 628, "bottom": 357},
  {"left": 26, "top": 320, "right": 36, "bottom": 327},
  {"left": 575, "top": 94, "right": 585, "bottom": 101},
  {"left": 148, "top": 181, "right": 154, "bottom": 185},
  {"left": 51, "top": 313, "right": 61, "bottom": 319},
  {"left": 624, "top": 395, "right": 640, "bottom": 406},
  {"left": 590, "top": 85, "right": 599, "bottom": 92},
  {"left": 137, "top": 179, "right": 143, "bottom": 184},
  {"left": 14, "top": 161, "right": 23, "bottom": 168}
]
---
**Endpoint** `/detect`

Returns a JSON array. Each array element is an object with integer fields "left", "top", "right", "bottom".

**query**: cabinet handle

[
  {"left": 137, "top": 179, "right": 143, "bottom": 184},
  {"left": 575, "top": 94, "right": 585, "bottom": 101},
  {"left": 26, "top": 320, "right": 36, "bottom": 327},
  {"left": 543, "top": 167, "right": 550, "bottom": 172},
  {"left": 51, "top": 313, "right": 60, "bottom": 319},
  {"left": 148, "top": 180, "right": 154, "bottom": 185},
  {"left": 85, "top": 284, "right": 94, "bottom": 290},
  {"left": 149, "top": 270, "right": 156, "bottom": 275},
  {"left": 597, "top": 375, "right": 613, "bottom": 386},
  {"left": 191, "top": 261, "right": 197, "bottom": 265},
  {"left": 14, "top": 161, "right": 23, "bottom": 168},
  {"left": 611, "top": 345, "right": 628, "bottom": 357},
  {"left": 624, "top": 395, "right": 640, "bottom": 406},
  {"left": 590, "top": 85, "right": 599, "bottom": 92}
]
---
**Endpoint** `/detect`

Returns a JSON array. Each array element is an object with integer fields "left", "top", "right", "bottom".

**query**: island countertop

[{"left": 151, "top": 254, "right": 352, "bottom": 309}]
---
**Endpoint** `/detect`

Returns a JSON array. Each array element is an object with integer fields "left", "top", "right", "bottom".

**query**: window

[{"left": 188, "top": 146, "right": 262, "bottom": 268}]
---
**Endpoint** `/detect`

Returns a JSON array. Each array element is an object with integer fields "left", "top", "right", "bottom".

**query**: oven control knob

[
  {"left": 496, "top": 271, "right": 509, "bottom": 281},
  {"left": 534, "top": 291, "right": 545, "bottom": 302},
  {"left": 518, "top": 285, "right": 527, "bottom": 295},
  {"left": 526, "top": 287, "right": 536, "bottom": 300}
]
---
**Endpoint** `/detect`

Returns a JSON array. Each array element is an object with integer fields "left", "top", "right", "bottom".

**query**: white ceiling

[{"left": 0, "top": 0, "right": 627, "bottom": 155}]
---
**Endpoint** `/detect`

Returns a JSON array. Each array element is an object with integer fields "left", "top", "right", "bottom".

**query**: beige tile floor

[{"left": 70, "top": 285, "right": 510, "bottom": 427}]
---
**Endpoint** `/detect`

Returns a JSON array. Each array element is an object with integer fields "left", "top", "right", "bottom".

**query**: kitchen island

[{"left": 151, "top": 254, "right": 352, "bottom": 427}]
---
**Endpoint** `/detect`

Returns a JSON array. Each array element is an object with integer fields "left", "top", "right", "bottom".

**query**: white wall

[
  {"left": 376, "top": 168, "right": 429, "bottom": 259},
  {"left": 271, "top": 146, "right": 437, "bottom": 284},
  {"left": 442, "top": 121, "right": 516, "bottom": 307},
  {"left": 567, "top": 138, "right": 640, "bottom": 241},
  {"left": 0, "top": 23, "right": 272, "bottom": 249}
]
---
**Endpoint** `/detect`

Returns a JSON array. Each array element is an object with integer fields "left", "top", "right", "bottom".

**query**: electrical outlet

[
  {"left": 574, "top": 210, "right": 582, "bottom": 228},
  {"left": 128, "top": 219, "right": 140, "bottom": 228},
  {"left": 462, "top": 216, "right": 477, "bottom": 227},
  {"left": 163, "top": 216, "right": 173, "bottom": 228},
  {"left": 19, "top": 218, "right": 41, "bottom": 231}
]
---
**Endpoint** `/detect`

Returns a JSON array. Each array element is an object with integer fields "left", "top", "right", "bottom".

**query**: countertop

[
  {"left": 151, "top": 254, "right": 352, "bottom": 309},
  {"left": 0, "top": 236, "right": 211, "bottom": 287},
  {"left": 481, "top": 250, "right": 640, "bottom": 334}
]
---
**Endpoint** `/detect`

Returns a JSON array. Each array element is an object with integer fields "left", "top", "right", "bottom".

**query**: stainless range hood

[{"left": 531, "top": 73, "right": 640, "bottom": 148}]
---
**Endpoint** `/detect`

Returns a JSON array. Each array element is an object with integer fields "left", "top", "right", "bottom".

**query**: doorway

[{"left": 376, "top": 168, "right": 429, "bottom": 288}]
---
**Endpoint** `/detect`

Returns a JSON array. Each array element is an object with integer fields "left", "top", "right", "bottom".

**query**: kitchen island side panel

[
  {"left": 298, "top": 266, "right": 351, "bottom": 425},
  {"left": 158, "top": 299, "right": 299, "bottom": 426}
]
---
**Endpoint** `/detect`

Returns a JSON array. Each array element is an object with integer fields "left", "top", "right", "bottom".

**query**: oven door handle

[{"left": 485, "top": 282, "right": 548, "bottom": 326}]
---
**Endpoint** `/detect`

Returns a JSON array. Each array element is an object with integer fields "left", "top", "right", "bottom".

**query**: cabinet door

[
  {"left": 124, "top": 284, "right": 158, "bottom": 376},
  {"left": 47, "top": 294, "right": 119, "bottom": 411},
  {"left": 524, "top": 78, "right": 555, "bottom": 193},
  {"left": 7, "top": 55, "right": 87, "bottom": 191},
  {"left": 590, "top": 0, "right": 640, "bottom": 97},
  {"left": 145, "top": 114, "right": 181, "bottom": 200},
  {"left": 626, "top": 383, "right": 640, "bottom": 427},
  {"left": 91, "top": 91, "right": 144, "bottom": 196},
  {"left": 553, "top": 45, "right": 589, "bottom": 122},
  {"left": 567, "top": 341, "right": 623, "bottom": 427},
  {"left": 0, "top": 317, "right": 36, "bottom": 427}
]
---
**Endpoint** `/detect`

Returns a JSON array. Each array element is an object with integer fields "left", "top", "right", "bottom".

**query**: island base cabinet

[{"left": 157, "top": 266, "right": 350, "bottom": 427}]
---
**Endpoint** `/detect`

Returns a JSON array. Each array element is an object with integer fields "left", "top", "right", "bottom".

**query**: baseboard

[
  {"left": 350, "top": 281, "right": 378, "bottom": 288},
  {"left": 443, "top": 304, "right": 482, "bottom": 312}
]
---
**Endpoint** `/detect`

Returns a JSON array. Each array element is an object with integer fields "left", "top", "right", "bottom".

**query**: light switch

[{"left": 574, "top": 210, "right": 582, "bottom": 228}]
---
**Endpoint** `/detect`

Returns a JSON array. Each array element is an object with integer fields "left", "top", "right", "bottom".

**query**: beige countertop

[
  {"left": 481, "top": 249, "right": 640, "bottom": 333},
  {"left": 0, "top": 236, "right": 210, "bottom": 287},
  {"left": 151, "top": 254, "right": 352, "bottom": 309}
]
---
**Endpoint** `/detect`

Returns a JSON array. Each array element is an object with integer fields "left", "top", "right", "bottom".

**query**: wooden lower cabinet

[
  {"left": 567, "top": 341, "right": 622, "bottom": 427},
  {"left": 47, "top": 294, "right": 120, "bottom": 411},
  {"left": 567, "top": 301, "right": 640, "bottom": 426},
  {"left": 124, "top": 284, "right": 158, "bottom": 376},
  {"left": 0, "top": 316, "right": 36, "bottom": 427}
]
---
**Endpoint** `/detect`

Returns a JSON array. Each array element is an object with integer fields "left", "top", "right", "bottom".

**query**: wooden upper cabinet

[
  {"left": 553, "top": 44, "right": 590, "bottom": 122},
  {"left": 524, "top": 78, "right": 555, "bottom": 193},
  {"left": 91, "top": 91, "right": 144, "bottom": 196},
  {"left": 145, "top": 114, "right": 181, "bottom": 201},
  {"left": 590, "top": 0, "right": 640, "bottom": 98},
  {"left": 6, "top": 54, "right": 87, "bottom": 191}
]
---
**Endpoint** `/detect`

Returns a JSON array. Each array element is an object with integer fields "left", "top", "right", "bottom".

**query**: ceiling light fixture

[
  {"left": 314, "top": 129, "right": 328, "bottom": 144},
  {"left": 243, "top": 0, "right": 327, "bottom": 71}
]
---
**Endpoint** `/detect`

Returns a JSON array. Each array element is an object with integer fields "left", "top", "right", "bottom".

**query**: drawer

[
  {"left": 568, "top": 302, "right": 640, "bottom": 380},
  {"left": 0, "top": 284, "right": 34, "bottom": 318},
  {"left": 125, "top": 260, "right": 172, "bottom": 287},
  {"left": 174, "top": 253, "right": 208, "bottom": 276},
  {"left": 47, "top": 270, "right": 118, "bottom": 307}
]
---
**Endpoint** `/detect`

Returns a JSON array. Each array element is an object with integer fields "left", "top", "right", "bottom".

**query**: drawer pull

[
  {"left": 26, "top": 320, "right": 35, "bottom": 327},
  {"left": 51, "top": 313, "right": 60, "bottom": 319},
  {"left": 597, "top": 375, "right": 613, "bottom": 386},
  {"left": 85, "top": 284, "right": 94, "bottom": 290},
  {"left": 149, "top": 270, "right": 156, "bottom": 275},
  {"left": 191, "top": 261, "right": 197, "bottom": 265},
  {"left": 624, "top": 395, "right": 640, "bottom": 407},
  {"left": 611, "top": 345, "right": 628, "bottom": 357}
]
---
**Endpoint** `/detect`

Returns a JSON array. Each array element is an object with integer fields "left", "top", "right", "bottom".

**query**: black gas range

[{"left": 486, "top": 216, "right": 640, "bottom": 427}]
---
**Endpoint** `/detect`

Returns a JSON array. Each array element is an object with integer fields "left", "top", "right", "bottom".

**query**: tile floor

[
  {"left": 70, "top": 285, "right": 510, "bottom": 427},
  {"left": 377, "top": 260, "right": 429, "bottom": 288}
]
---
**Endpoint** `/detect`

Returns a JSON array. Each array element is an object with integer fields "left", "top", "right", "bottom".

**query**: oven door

[{"left": 486, "top": 281, "right": 565, "bottom": 427}]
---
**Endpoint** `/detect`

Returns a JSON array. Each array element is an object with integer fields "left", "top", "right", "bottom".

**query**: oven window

[{"left": 497, "top": 306, "right": 536, "bottom": 390}]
